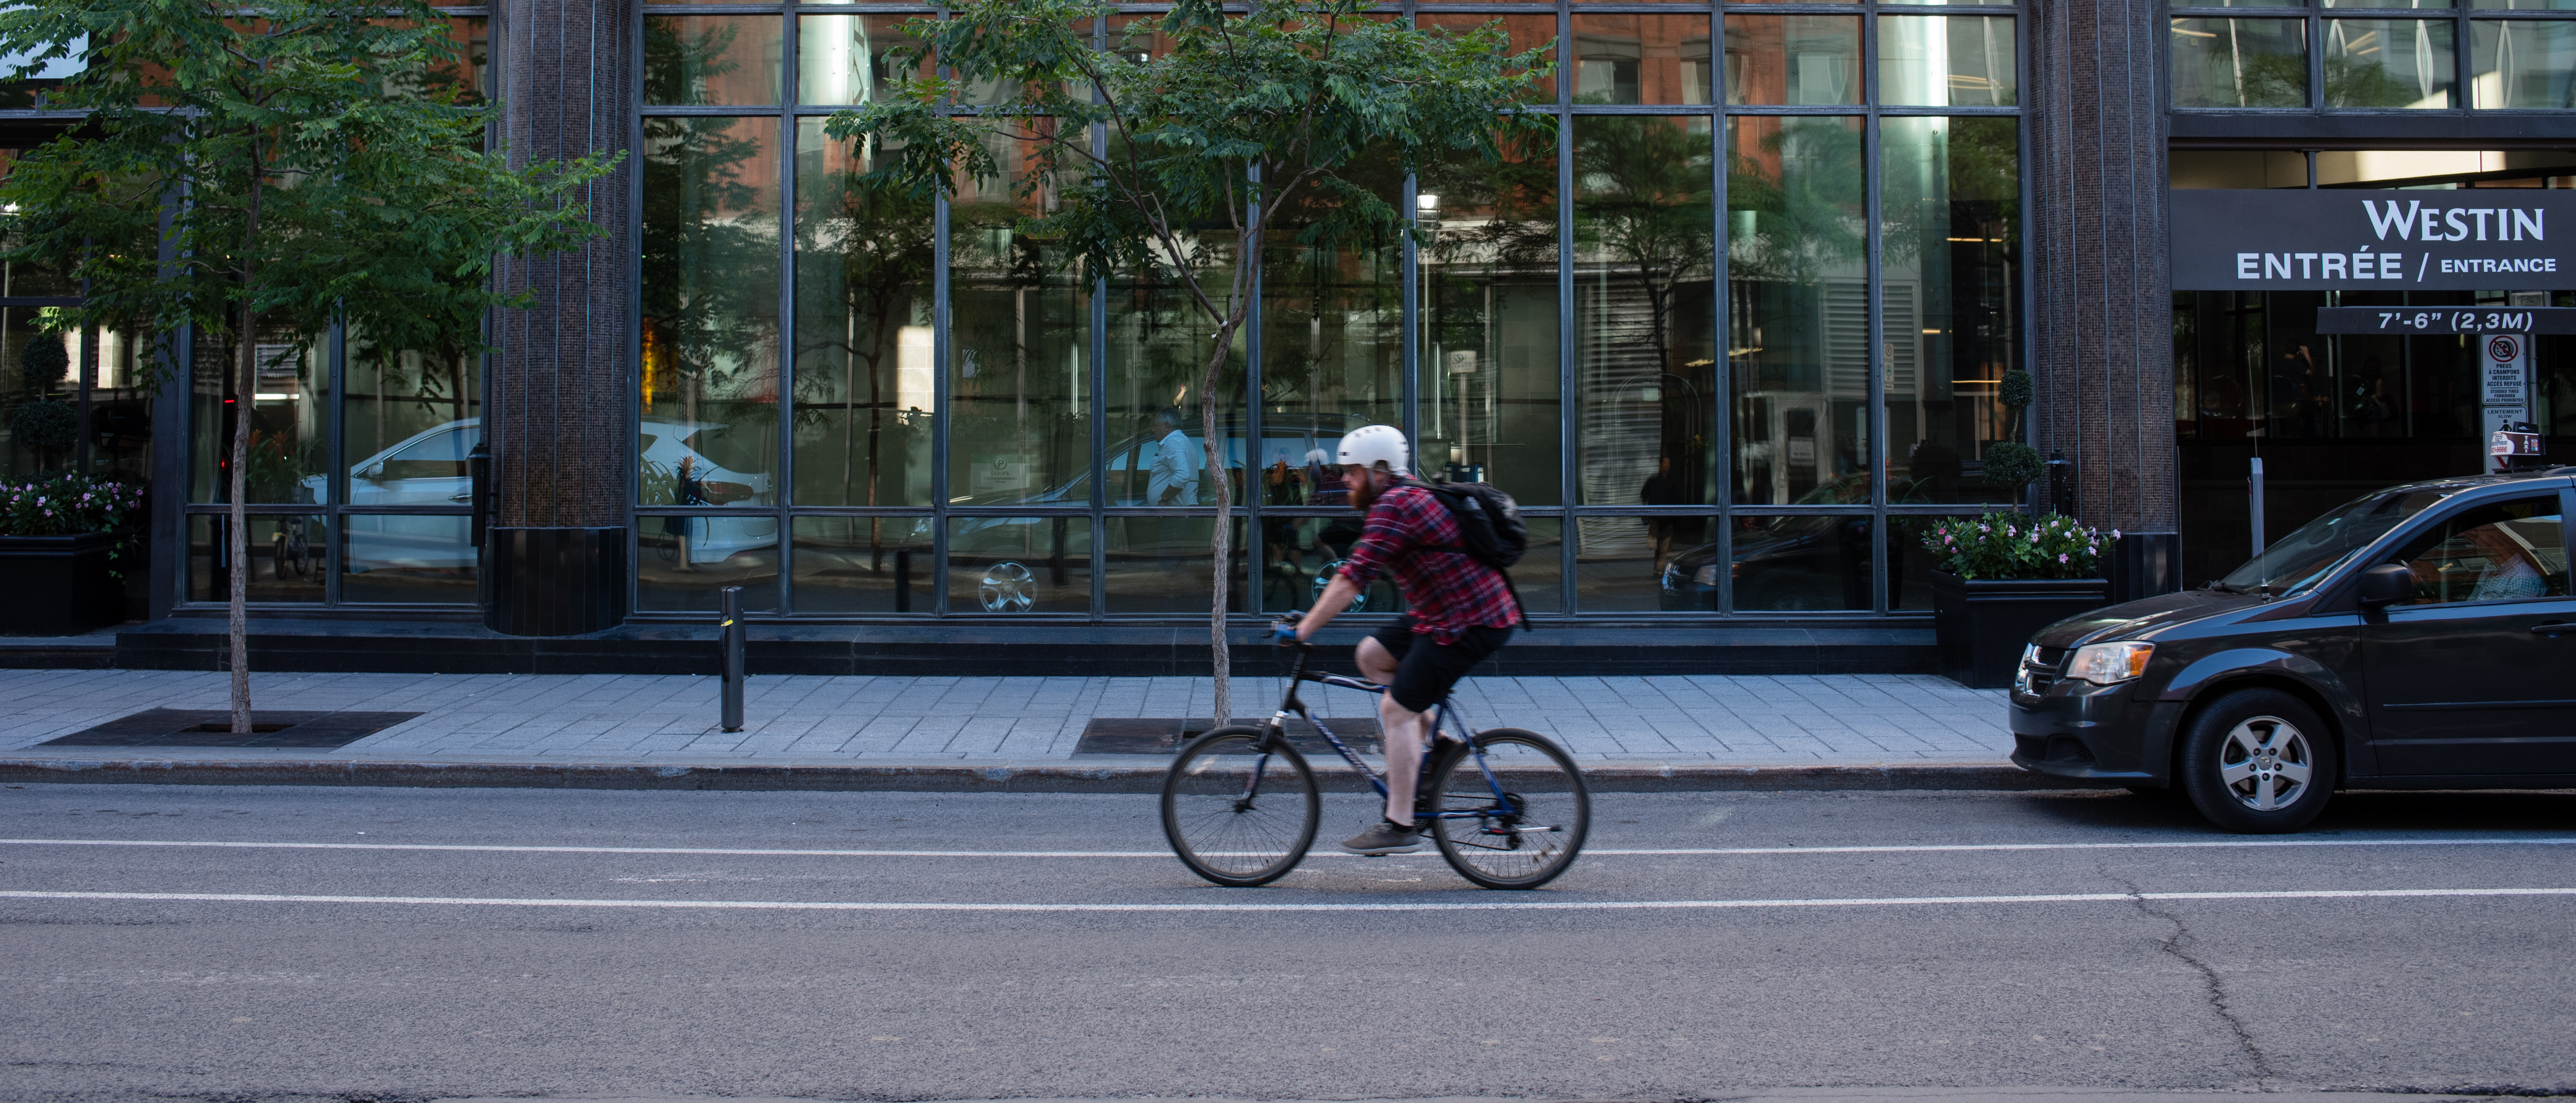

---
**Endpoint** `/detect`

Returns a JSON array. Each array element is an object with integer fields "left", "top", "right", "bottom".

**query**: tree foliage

[
  {"left": 0, "top": 0, "right": 616, "bottom": 730},
  {"left": 824, "top": 0, "right": 1552, "bottom": 718}
]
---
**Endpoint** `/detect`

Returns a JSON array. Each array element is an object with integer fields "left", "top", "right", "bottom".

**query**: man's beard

[{"left": 1348, "top": 473, "right": 1381, "bottom": 511}]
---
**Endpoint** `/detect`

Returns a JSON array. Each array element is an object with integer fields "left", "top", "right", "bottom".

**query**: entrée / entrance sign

[
  {"left": 2169, "top": 189, "right": 2576, "bottom": 291},
  {"left": 2313, "top": 307, "right": 2576, "bottom": 334}
]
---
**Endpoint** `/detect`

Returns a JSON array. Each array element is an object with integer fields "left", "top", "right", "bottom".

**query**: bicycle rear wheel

[
  {"left": 1428, "top": 728, "right": 1589, "bottom": 890},
  {"left": 1161, "top": 726, "right": 1320, "bottom": 887}
]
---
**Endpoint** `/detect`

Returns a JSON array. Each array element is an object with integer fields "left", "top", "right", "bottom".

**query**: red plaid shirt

[{"left": 1336, "top": 482, "right": 1522, "bottom": 644}]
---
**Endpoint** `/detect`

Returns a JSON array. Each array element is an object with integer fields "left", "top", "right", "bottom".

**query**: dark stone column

[
  {"left": 2027, "top": 0, "right": 2182, "bottom": 598},
  {"left": 487, "top": 0, "right": 634, "bottom": 635}
]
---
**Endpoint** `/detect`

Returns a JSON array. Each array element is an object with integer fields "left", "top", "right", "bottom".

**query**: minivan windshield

[{"left": 2218, "top": 482, "right": 2474, "bottom": 596}]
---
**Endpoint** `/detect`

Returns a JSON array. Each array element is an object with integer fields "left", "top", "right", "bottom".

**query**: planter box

[
  {"left": 1931, "top": 570, "right": 2110, "bottom": 689},
  {"left": 0, "top": 531, "right": 130, "bottom": 637}
]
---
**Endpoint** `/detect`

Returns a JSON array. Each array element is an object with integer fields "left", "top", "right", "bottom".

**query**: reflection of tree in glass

[
  {"left": 1577, "top": 118, "right": 1711, "bottom": 381},
  {"left": 1417, "top": 129, "right": 1556, "bottom": 281},
  {"left": 1725, "top": 119, "right": 1861, "bottom": 286},
  {"left": 796, "top": 152, "right": 933, "bottom": 509},
  {"left": 1261, "top": 143, "right": 1401, "bottom": 406},
  {"left": 2230, "top": 49, "right": 2310, "bottom": 108},
  {"left": 641, "top": 20, "right": 774, "bottom": 477},
  {"left": 2324, "top": 54, "right": 2428, "bottom": 108}
]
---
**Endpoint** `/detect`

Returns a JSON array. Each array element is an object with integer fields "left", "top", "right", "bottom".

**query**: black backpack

[{"left": 1406, "top": 478, "right": 1535, "bottom": 630}]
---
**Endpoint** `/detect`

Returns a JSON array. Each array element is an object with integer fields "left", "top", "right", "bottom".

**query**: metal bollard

[{"left": 719, "top": 585, "right": 745, "bottom": 732}]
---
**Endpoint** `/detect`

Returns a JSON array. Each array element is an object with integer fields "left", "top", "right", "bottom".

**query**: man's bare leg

[{"left": 1355, "top": 636, "right": 1427, "bottom": 829}]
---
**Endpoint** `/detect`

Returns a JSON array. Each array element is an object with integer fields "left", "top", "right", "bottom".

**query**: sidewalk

[{"left": 0, "top": 668, "right": 2027, "bottom": 791}]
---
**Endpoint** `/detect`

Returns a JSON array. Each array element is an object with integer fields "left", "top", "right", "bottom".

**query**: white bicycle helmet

[{"left": 1336, "top": 424, "right": 1411, "bottom": 474}]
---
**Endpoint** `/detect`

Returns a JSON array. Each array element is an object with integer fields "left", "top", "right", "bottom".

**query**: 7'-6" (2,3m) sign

[
  {"left": 2314, "top": 307, "right": 2576, "bottom": 334},
  {"left": 2171, "top": 189, "right": 2576, "bottom": 291}
]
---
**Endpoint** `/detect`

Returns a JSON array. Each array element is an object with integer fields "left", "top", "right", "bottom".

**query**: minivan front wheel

[{"left": 2178, "top": 688, "right": 2335, "bottom": 833}]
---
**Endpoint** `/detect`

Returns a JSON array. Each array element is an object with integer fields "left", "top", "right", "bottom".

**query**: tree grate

[{"left": 40, "top": 709, "right": 424, "bottom": 749}]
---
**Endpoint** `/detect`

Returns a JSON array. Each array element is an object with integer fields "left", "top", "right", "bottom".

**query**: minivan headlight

[{"left": 2067, "top": 641, "right": 2154, "bottom": 685}]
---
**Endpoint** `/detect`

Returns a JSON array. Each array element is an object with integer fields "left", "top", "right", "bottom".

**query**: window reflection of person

[
  {"left": 1640, "top": 455, "right": 1685, "bottom": 574},
  {"left": 668, "top": 454, "right": 704, "bottom": 572},
  {"left": 2406, "top": 509, "right": 2564, "bottom": 605},
  {"left": 1146, "top": 407, "right": 1198, "bottom": 578}
]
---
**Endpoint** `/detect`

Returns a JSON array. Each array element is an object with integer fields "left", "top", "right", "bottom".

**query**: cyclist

[{"left": 1280, "top": 424, "right": 1522, "bottom": 856}]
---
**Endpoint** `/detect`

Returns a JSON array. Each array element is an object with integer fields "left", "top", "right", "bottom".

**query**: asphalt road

[{"left": 3, "top": 782, "right": 2573, "bottom": 1103}]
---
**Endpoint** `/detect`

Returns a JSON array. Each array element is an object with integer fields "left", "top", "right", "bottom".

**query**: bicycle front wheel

[
  {"left": 1428, "top": 728, "right": 1590, "bottom": 890},
  {"left": 1160, "top": 726, "right": 1320, "bottom": 887}
]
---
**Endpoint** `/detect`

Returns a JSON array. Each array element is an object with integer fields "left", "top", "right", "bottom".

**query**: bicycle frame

[{"left": 1261, "top": 642, "right": 1515, "bottom": 821}]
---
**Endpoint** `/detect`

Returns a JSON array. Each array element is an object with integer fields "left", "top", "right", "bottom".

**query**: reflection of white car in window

[{"left": 305, "top": 418, "right": 776, "bottom": 572}]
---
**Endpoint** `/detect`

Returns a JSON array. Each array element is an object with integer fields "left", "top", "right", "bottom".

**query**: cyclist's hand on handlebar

[{"left": 1271, "top": 619, "right": 1301, "bottom": 647}]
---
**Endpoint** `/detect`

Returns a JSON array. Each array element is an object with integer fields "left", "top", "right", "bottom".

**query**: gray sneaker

[{"left": 1340, "top": 820, "right": 1427, "bottom": 856}]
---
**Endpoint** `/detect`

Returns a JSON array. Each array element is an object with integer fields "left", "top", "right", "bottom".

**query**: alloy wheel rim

[
  {"left": 979, "top": 561, "right": 1035, "bottom": 613},
  {"left": 2218, "top": 714, "right": 2314, "bottom": 812},
  {"left": 1312, "top": 560, "right": 1367, "bottom": 612}
]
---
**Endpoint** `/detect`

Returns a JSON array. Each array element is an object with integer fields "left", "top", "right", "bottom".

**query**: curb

[{"left": 0, "top": 757, "right": 2077, "bottom": 793}]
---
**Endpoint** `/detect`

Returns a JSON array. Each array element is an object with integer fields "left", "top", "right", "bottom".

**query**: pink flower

[
  {"left": 2057, "top": 552, "right": 2069, "bottom": 564},
  {"left": 2111, "top": 529, "right": 2122, "bottom": 540}
]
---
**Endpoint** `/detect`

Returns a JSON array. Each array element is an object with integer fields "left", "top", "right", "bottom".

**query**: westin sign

[{"left": 2169, "top": 189, "right": 2575, "bottom": 291}]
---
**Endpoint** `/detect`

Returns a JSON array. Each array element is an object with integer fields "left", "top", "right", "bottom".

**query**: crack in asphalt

[{"left": 2117, "top": 873, "right": 2277, "bottom": 1088}]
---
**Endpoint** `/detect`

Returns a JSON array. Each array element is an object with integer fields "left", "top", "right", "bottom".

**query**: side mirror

[
  {"left": 357, "top": 463, "right": 384, "bottom": 481},
  {"left": 2357, "top": 563, "right": 2413, "bottom": 609}
]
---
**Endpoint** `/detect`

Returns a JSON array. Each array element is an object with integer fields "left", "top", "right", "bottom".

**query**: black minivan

[{"left": 2009, "top": 468, "right": 2576, "bottom": 832}]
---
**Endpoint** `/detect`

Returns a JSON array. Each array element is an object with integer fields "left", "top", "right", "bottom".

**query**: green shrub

[
  {"left": 1983, "top": 441, "right": 2043, "bottom": 489},
  {"left": 18, "top": 332, "right": 67, "bottom": 393}
]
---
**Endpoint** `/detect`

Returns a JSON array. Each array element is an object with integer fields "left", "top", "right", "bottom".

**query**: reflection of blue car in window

[
  {"left": 305, "top": 417, "right": 776, "bottom": 573},
  {"left": 1658, "top": 472, "right": 1929, "bottom": 611},
  {"left": 943, "top": 417, "right": 1352, "bottom": 612}
]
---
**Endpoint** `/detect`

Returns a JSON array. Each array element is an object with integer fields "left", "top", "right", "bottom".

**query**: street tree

[
  {"left": 828, "top": 0, "right": 1551, "bottom": 720},
  {"left": 0, "top": 0, "right": 616, "bottom": 732}
]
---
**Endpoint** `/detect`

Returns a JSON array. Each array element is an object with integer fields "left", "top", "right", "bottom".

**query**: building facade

[{"left": 1, "top": 0, "right": 2570, "bottom": 656}]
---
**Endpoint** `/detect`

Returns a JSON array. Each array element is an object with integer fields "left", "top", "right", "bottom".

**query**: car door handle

[
  {"left": 449, "top": 492, "right": 473, "bottom": 502},
  {"left": 2532, "top": 623, "right": 2576, "bottom": 637}
]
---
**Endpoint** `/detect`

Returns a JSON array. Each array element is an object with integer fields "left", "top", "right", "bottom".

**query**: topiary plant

[
  {"left": 18, "top": 332, "right": 67, "bottom": 394},
  {"left": 1998, "top": 367, "right": 2033, "bottom": 411},
  {"left": 10, "top": 396, "right": 78, "bottom": 458},
  {"left": 1983, "top": 440, "right": 2043, "bottom": 489}
]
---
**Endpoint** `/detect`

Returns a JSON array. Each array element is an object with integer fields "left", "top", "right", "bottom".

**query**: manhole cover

[
  {"left": 40, "top": 709, "right": 424, "bottom": 749},
  {"left": 1073, "top": 716, "right": 1381, "bottom": 756}
]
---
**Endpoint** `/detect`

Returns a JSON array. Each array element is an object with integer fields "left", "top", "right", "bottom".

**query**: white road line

[
  {"left": 4, "top": 837, "right": 2575, "bottom": 859},
  {"left": 2, "top": 886, "right": 2570, "bottom": 912}
]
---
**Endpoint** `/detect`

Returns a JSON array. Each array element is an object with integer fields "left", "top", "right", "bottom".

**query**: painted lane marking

[
  {"left": 4, "top": 837, "right": 2576, "bottom": 859},
  {"left": 2, "top": 886, "right": 2571, "bottom": 912}
]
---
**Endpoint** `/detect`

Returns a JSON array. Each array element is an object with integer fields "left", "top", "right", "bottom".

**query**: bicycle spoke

[
  {"left": 1162, "top": 730, "right": 1319, "bottom": 886},
  {"left": 1430, "top": 730, "right": 1589, "bottom": 890}
]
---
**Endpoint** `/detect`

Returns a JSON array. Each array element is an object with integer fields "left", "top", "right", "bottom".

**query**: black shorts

[{"left": 1368, "top": 616, "right": 1513, "bottom": 713}]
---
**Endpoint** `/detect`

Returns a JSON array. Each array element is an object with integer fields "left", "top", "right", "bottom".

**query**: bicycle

[{"left": 1159, "top": 625, "right": 1590, "bottom": 890}]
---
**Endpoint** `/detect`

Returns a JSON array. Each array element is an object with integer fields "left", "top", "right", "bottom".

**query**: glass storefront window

[
  {"left": 2323, "top": 18, "right": 2457, "bottom": 106},
  {"left": 1574, "top": 116, "right": 1716, "bottom": 510},
  {"left": 949, "top": 126, "right": 1090, "bottom": 510},
  {"left": 1577, "top": 514, "right": 1711, "bottom": 612},
  {"left": 190, "top": 514, "right": 326, "bottom": 603},
  {"left": 2, "top": 310, "right": 73, "bottom": 476},
  {"left": 1259, "top": 512, "right": 1402, "bottom": 615},
  {"left": 791, "top": 515, "right": 931, "bottom": 612},
  {"left": 1881, "top": 116, "right": 2020, "bottom": 506},
  {"left": 1261, "top": 145, "right": 1402, "bottom": 505},
  {"left": 1727, "top": 115, "right": 1866, "bottom": 507},
  {"left": 1417, "top": 129, "right": 1562, "bottom": 505},
  {"left": 1725, "top": 16, "right": 1862, "bottom": 106},
  {"left": 642, "top": 115, "right": 782, "bottom": 509},
  {"left": 644, "top": 15, "right": 783, "bottom": 107},
  {"left": 2472, "top": 0, "right": 2576, "bottom": 8},
  {"left": 188, "top": 328, "right": 330, "bottom": 504},
  {"left": 341, "top": 515, "right": 477, "bottom": 603},
  {"left": 344, "top": 340, "right": 479, "bottom": 513},
  {"left": 1571, "top": 15, "right": 1711, "bottom": 106},
  {"left": 1102, "top": 516, "right": 1244, "bottom": 614},
  {"left": 2171, "top": 18, "right": 2311, "bottom": 107},
  {"left": 1729, "top": 514, "right": 1874, "bottom": 612},
  {"left": 2472, "top": 19, "right": 2576, "bottom": 106},
  {"left": 1103, "top": 133, "right": 1247, "bottom": 510},
  {"left": 1878, "top": 15, "right": 2018, "bottom": 107},
  {"left": 2328, "top": 0, "right": 2454, "bottom": 7},
  {"left": 948, "top": 516, "right": 1090, "bottom": 614},
  {"left": 638, "top": 512, "right": 781, "bottom": 611},
  {"left": 796, "top": 14, "right": 920, "bottom": 106},
  {"left": 792, "top": 117, "right": 932, "bottom": 510}
]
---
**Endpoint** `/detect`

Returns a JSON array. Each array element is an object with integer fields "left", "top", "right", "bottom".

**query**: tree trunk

[
  {"left": 1199, "top": 313, "right": 1242, "bottom": 727},
  {"left": 229, "top": 310, "right": 257, "bottom": 734},
  {"left": 228, "top": 164, "right": 266, "bottom": 735}
]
